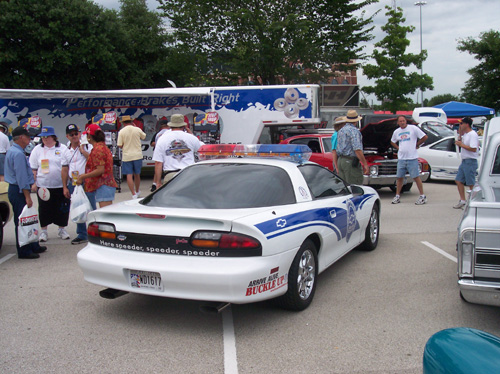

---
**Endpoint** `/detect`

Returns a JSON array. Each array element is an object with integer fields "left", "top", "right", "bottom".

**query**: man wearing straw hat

[
  {"left": 152, "top": 114, "right": 203, "bottom": 187},
  {"left": 336, "top": 110, "right": 369, "bottom": 184}
]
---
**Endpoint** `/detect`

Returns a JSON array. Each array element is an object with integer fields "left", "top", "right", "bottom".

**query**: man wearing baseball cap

[
  {"left": 4, "top": 126, "right": 47, "bottom": 259},
  {"left": 62, "top": 124, "right": 94, "bottom": 244},
  {"left": 453, "top": 117, "right": 479, "bottom": 209}
]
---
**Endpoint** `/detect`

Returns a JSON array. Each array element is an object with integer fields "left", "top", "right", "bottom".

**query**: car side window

[
  {"left": 299, "top": 164, "right": 349, "bottom": 198},
  {"left": 448, "top": 139, "right": 457, "bottom": 152},
  {"left": 322, "top": 138, "right": 332, "bottom": 153},
  {"left": 492, "top": 145, "right": 500, "bottom": 175},
  {"left": 430, "top": 139, "right": 450, "bottom": 151}
]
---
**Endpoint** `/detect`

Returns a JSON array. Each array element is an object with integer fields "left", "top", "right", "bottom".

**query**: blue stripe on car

[{"left": 255, "top": 194, "right": 375, "bottom": 241}]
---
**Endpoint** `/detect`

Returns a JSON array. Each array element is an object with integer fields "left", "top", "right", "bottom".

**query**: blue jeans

[
  {"left": 86, "top": 184, "right": 115, "bottom": 203},
  {"left": 8, "top": 184, "right": 42, "bottom": 257},
  {"left": 68, "top": 183, "right": 96, "bottom": 240},
  {"left": 456, "top": 158, "right": 478, "bottom": 186},
  {"left": 121, "top": 159, "right": 142, "bottom": 175},
  {"left": 396, "top": 159, "right": 420, "bottom": 178}
]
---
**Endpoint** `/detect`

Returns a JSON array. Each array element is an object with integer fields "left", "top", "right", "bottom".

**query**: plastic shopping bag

[
  {"left": 18, "top": 205, "right": 40, "bottom": 247},
  {"left": 70, "top": 185, "right": 92, "bottom": 224}
]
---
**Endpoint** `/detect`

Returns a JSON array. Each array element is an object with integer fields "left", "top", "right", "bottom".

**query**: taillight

[
  {"left": 191, "top": 231, "right": 260, "bottom": 250},
  {"left": 88, "top": 222, "right": 116, "bottom": 239}
]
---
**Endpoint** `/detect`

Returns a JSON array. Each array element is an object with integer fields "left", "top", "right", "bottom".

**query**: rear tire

[
  {"left": 357, "top": 205, "right": 380, "bottom": 251},
  {"left": 390, "top": 182, "right": 412, "bottom": 193},
  {"left": 402, "top": 182, "right": 413, "bottom": 192},
  {"left": 275, "top": 239, "right": 318, "bottom": 311}
]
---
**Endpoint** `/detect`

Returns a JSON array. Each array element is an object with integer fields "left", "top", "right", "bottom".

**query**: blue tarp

[{"left": 434, "top": 101, "right": 495, "bottom": 117}]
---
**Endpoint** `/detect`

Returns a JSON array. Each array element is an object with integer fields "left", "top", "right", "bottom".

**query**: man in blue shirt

[
  {"left": 5, "top": 126, "right": 46, "bottom": 259},
  {"left": 331, "top": 116, "right": 346, "bottom": 173}
]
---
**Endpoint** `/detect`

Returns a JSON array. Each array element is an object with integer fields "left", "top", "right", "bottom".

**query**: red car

[{"left": 281, "top": 119, "right": 430, "bottom": 192}]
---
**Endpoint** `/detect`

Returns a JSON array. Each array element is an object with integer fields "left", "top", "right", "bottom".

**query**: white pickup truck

[{"left": 457, "top": 117, "right": 500, "bottom": 306}]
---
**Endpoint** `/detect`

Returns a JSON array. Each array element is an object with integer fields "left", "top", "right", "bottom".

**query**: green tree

[
  {"left": 362, "top": 6, "right": 433, "bottom": 113},
  {"left": 427, "top": 93, "right": 459, "bottom": 107},
  {"left": 118, "top": 0, "right": 191, "bottom": 88},
  {"left": 158, "top": 0, "right": 377, "bottom": 85},
  {"left": 458, "top": 30, "right": 500, "bottom": 111},
  {"left": 0, "top": 0, "right": 129, "bottom": 89}
]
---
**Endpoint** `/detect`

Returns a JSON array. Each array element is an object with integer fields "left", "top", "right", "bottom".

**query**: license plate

[{"left": 128, "top": 270, "right": 163, "bottom": 291}]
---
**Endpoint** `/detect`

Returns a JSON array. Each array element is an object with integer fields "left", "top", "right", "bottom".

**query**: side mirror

[{"left": 349, "top": 185, "right": 364, "bottom": 196}]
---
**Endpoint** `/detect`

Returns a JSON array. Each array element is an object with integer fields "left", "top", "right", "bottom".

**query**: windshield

[
  {"left": 141, "top": 163, "right": 296, "bottom": 209},
  {"left": 420, "top": 121, "right": 454, "bottom": 138}
]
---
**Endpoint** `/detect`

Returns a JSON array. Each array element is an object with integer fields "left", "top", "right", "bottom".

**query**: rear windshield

[{"left": 141, "top": 163, "right": 296, "bottom": 209}]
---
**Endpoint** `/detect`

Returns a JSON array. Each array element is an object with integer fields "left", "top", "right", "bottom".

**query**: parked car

[
  {"left": 457, "top": 128, "right": 500, "bottom": 306},
  {"left": 77, "top": 144, "right": 381, "bottom": 311},
  {"left": 281, "top": 116, "right": 430, "bottom": 192},
  {"left": 418, "top": 136, "right": 482, "bottom": 181},
  {"left": 423, "top": 328, "right": 500, "bottom": 373}
]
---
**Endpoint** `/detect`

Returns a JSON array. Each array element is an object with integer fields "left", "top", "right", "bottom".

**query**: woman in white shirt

[
  {"left": 29, "top": 126, "right": 71, "bottom": 242},
  {"left": 0, "top": 121, "right": 11, "bottom": 181}
]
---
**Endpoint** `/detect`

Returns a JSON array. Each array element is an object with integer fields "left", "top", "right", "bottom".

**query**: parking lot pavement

[{"left": 1, "top": 179, "right": 500, "bottom": 374}]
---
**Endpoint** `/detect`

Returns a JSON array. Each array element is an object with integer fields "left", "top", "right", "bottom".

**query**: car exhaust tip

[
  {"left": 199, "top": 302, "right": 231, "bottom": 314},
  {"left": 99, "top": 288, "right": 129, "bottom": 299}
]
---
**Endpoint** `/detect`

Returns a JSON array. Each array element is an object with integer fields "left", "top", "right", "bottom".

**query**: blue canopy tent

[{"left": 434, "top": 101, "right": 495, "bottom": 117}]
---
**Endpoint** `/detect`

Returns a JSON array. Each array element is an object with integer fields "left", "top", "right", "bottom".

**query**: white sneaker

[
  {"left": 135, "top": 190, "right": 141, "bottom": 198},
  {"left": 39, "top": 230, "right": 48, "bottom": 242},
  {"left": 132, "top": 193, "right": 138, "bottom": 199},
  {"left": 391, "top": 195, "right": 400, "bottom": 204},
  {"left": 58, "top": 228, "right": 70, "bottom": 240},
  {"left": 415, "top": 195, "right": 427, "bottom": 205},
  {"left": 453, "top": 200, "right": 466, "bottom": 209}
]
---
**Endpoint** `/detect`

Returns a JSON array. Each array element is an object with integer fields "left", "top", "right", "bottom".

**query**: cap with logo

[{"left": 66, "top": 124, "right": 80, "bottom": 134}]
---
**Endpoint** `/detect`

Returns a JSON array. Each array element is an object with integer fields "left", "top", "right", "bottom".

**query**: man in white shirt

[
  {"left": 0, "top": 119, "right": 11, "bottom": 182},
  {"left": 390, "top": 116, "right": 428, "bottom": 205},
  {"left": 153, "top": 114, "right": 203, "bottom": 187},
  {"left": 453, "top": 117, "right": 479, "bottom": 209},
  {"left": 62, "top": 124, "right": 94, "bottom": 244}
]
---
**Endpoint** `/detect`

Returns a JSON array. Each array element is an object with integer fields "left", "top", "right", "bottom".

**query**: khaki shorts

[{"left": 162, "top": 170, "right": 180, "bottom": 184}]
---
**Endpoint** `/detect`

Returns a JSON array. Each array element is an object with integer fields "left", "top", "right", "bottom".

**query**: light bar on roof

[{"left": 198, "top": 144, "right": 312, "bottom": 163}]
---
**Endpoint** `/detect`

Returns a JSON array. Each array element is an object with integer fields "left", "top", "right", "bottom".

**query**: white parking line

[
  {"left": 222, "top": 306, "right": 238, "bottom": 374},
  {"left": 0, "top": 253, "right": 15, "bottom": 265},
  {"left": 421, "top": 241, "right": 457, "bottom": 263}
]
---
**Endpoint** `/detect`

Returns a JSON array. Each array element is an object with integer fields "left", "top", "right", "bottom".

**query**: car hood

[{"left": 361, "top": 119, "right": 400, "bottom": 154}]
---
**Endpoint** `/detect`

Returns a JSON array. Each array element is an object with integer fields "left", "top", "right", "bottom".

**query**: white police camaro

[{"left": 77, "top": 144, "right": 381, "bottom": 311}]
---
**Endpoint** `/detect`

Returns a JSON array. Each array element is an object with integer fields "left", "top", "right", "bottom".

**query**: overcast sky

[{"left": 94, "top": 0, "right": 499, "bottom": 104}]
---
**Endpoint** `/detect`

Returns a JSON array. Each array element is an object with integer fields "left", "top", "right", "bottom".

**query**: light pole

[{"left": 415, "top": 1, "right": 426, "bottom": 107}]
